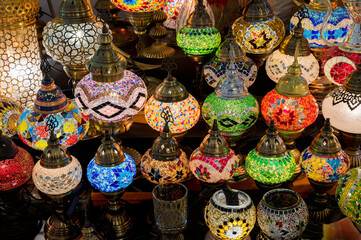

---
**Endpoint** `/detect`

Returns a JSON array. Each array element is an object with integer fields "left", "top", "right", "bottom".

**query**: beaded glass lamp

[
  {"left": 189, "top": 120, "right": 237, "bottom": 184},
  {"left": 0, "top": 96, "right": 21, "bottom": 138},
  {"left": 0, "top": 0, "right": 42, "bottom": 107},
  {"left": 141, "top": 122, "right": 189, "bottom": 184},
  {"left": 204, "top": 32, "right": 257, "bottom": 89},
  {"left": 17, "top": 58, "right": 89, "bottom": 151},
  {"left": 164, "top": 0, "right": 185, "bottom": 30},
  {"left": 43, "top": 0, "right": 102, "bottom": 82},
  {"left": 232, "top": 0, "right": 285, "bottom": 65},
  {"left": 322, "top": 64, "right": 361, "bottom": 168},
  {"left": 246, "top": 121, "right": 296, "bottom": 189}
]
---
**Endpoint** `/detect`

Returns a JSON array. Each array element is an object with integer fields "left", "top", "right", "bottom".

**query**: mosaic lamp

[
  {"left": 261, "top": 45, "right": 319, "bottom": 179},
  {"left": 245, "top": 121, "right": 296, "bottom": 189},
  {"left": 204, "top": 31, "right": 258, "bottom": 89},
  {"left": 336, "top": 167, "right": 361, "bottom": 226},
  {"left": 322, "top": 64, "right": 361, "bottom": 168},
  {"left": 266, "top": 20, "right": 319, "bottom": 84},
  {"left": 17, "top": 57, "right": 89, "bottom": 151},
  {"left": 43, "top": 0, "right": 102, "bottom": 83},
  {"left": 202, "top": 51, "right": 259, "bottom": 147},
  {"left": 0, "top": 96, "right": 21, "bottom": 138},
  {"left": 87, "top": 130, "right": 136, "bottom": 239},
  {"left": 204, "top": 188, "right": 256, "bottom": 240},
  {"left": 320, "top": 0, "right": 361, "bottom": 86},
  {"left": 301, "top": 118, "right": 349, "bottom": 222},
  {"left": 232, "top": 0, "right": 285, "bottom": 66},
  {"left": 141, "top": 121, "right": 190, "bottom": 184},
  {"left": 0, "top": 0, "right": 42, "bottom": 108},
  {"left": 32, "top": 118, "right": 83, "bottom": 239},
  {"left": 189, "top": 120, "right": 238, "bottom": 184},
  {"left": 144, "top": 58, "right": 200, "bottom": 139},
  {"left": 177, "top": 0, "right": 221, "bottom": 56}
]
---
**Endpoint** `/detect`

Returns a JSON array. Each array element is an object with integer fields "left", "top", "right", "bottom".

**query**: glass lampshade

[
  {"left": 232, "top": 0, "right": 285, "bottom": 55},
  {"left": 336, "top": 167, "right": 361, "bottom": 225},
  {"left": 204, "top": 189, "right": 256, "bottom": 240},
  {"left": 0, "top": 0, "right": 42, "bottom": 108},
  {"left": 164, "top": 0, "right": 185, "bottom": 29},
  {"left": 110, "top": 0, "right": 164, "bottom": 12},
  {"left": 0, "top": 96, "right": 21, "bottom": 137},
  {"left": 0, "top": 134, "right": 33, "bottom": 191}
]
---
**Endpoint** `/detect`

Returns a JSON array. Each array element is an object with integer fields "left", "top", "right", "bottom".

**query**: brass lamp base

[
  {"left": 309, "top": 75, "right": 336, "bottom": 113},
  {"left": 82, "top": 118, "right": 134, "bottom": 141},
  {"left": 246, "top": 52, "right": 271, "bottom": 67},
  {"left": 143, "top": 41, "right": 175, "bottom": 59},
  {"left": 255, "top": 181, "right": 282, "bottom": 192},
  {"left": 125, "top": 12, "right": 154, "bottom": 35},
  {"left": 340, "top": 131, "right": 361, "bottom": 168},
  {"left": 63, "top": 65, "right": 88, "bottom": 87}
]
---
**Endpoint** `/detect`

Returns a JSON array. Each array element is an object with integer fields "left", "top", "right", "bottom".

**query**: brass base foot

[
  {"left": 345, "top": 148, "right": 361, "bottom": 168},
  {"left": 44, "top": 214, "right": 82, "bottom": 240},
  {"left": 143, "top": 41, "right": 175, "bottom": 59}
]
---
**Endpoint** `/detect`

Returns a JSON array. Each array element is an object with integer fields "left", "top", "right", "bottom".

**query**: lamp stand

[
  {"left": 246, "top": 52, "right": 271, "bottom": 67},
  {"left": 63, "top": 65, "right": 88, "bottom": 88},
  {"left": 255, "top": 181, "right": 282, "bottom": 193},
  {"left": 340, "top": 131, "right": 361, "bottom": 168}
]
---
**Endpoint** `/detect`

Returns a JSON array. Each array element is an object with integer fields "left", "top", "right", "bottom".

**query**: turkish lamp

[
  {"left": 266, "top": 21, "right": 319, "bottom": 84},
  {"left": 204, "top": 31, "right": 258, "bottom": 89},
  {"left": 232, "top": 0, "right": 285, "bottom": 65},
  {"left": 301, "top": 118, "right": 349, "bottom": 222},
  {"left": 322, "top": 64, "right": 361, "bottom": 168},
  {"left": 0, "top": 0, "right": 42, "bottom": 108},
  {"left": 141, "top": 122, "right": 190, "bottom": 184},
  {"left": 42, "top": 0, "right": 102, "bottom": 82},
  {"left": 245, "top": 121, "right": 296, "bottom": 189}
]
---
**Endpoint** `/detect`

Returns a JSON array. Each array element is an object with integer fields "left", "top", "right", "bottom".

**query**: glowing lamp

[
  {"left": 0, "top": 132, "right": 33, "bottom": 191},
  {"left": 189, "top": 120, "right": 237, "bottom": 183},
  {"left": 164, "top": 0, "right": 185, "bottom": 30},
  {"left": 177, "top": 0, "right": 221, "bottom": 56},
  {"left": 110, "top": 0, "right": 163, "bottom": 12},
  {"left": 245, "top": 121, "right": 296, "bottom": 187},
  {"left": 75, "top": 26, "right": 147, "bottom": 123},
  {"left": 204, "top": 32, "right": 257, "bottom": 89},
  {"left": 42, "top": 0, "right": 102, "bottom": 81},
  {"left": 141, "top": 122, "right": 189, "bottom": 184},
  {"left": 0, "top": 0, "right": 42, "bottom": 107},
  {"left": 0, "top": 96, "right": 21, "bottom": 137}
]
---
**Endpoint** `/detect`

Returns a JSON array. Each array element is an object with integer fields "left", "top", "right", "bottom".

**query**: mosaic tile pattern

[
  {"left": 141, "top": 149, "right": 189, "bottom": 184},
  {"left": 246, "top": 149, "right": 295, "bottom": 185},
  {"left": 111, "top": 0, "right": 164, "bottom": 12},
  {"left": 32, "top": 156, "right": 82, "bottom": 195},
  {"left": 0, "top": 147, "right": 33, "bottom": 191},
  {"left": 261, "top": 90, "right": 318, "bottom": 131},
  {"left": 202, "top": 93, "right": 259, "bottom": 135},
  {"left": 144, "top": 95, "right": 200, "bottom": 134},
  {"left": 301, "top": 147, "right": 349, "bottom": 183},
  {"left": 189, "top": 148, "right": 237, "bottom": 183},
  {"left": 87, "top": 153, "right": 136, "bottom": 193},
  {"left": 75, "top": 71, "right": 147, "bottom": 122},
  {"left": 164, "top": 0, "right": 183, "bottom": 29},
  {"left": 177, "top": 27, "right": 221, "bottom": 55},
  {"left": 17, "top": 100, "right": 89, "bottom": 150},
  {"left": 0, "top": 96, "right": 21, "bottom": 137},
  {"left": 205, "top": 190, "right": 256, "bottom": 240}
]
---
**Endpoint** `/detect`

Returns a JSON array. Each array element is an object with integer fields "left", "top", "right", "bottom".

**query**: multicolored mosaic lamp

[
  {"left": 232, "top": 0, "right": 285, "bottom": 66},
  {"left": 17, "top": 58, "right": 89, "bottom": 151},
  {"left": 204, "top": 188, "right": 256, "bottom": 240},
  {"left": 189, "top": 120, "right": 237, "bottom": 184},
  {"left": 204, "top": 31, "right": 258, "bottom": 89},
  {"left": 141, "top": 121, "right": 189, "bottom": 184},
  {"left": 246, "top": 121, "right": 296, "bottom": 189},
  {"left": 301, "top": 118, "right": 349, "bottom": 222},
  {"left": 144, "top": 58, "right": 200, "bottom": 139},
  {"left": 87, "top": 130, "right": 136, "bottom": 239},
  {"left": 42, "top": 0, "right": 102, "bottom": 82},
  {"left": 0, "top": 96, "right": 21, "bottom": 138},
  {"left": 261, "top": 44, "right": 319, "bottom": 179},
  {"left": 322, "top": 64, "right": 361, "bottom": 168},
  {"left": 336, "top": 167, "right": 361, "bottom": 226},
  {"left": 202, "top": 49, "right": 259, "bottom": 147}
]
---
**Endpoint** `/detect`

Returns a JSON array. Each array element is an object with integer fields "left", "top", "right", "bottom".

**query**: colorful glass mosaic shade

[
  {"left": 144, "top": 95, "right": 200, "bottom": 134},
  {"left": 246, "top": 149, "right": 295, "bottom": 185},
  {"left": 202, "top": 93, "right": 259, "bottom": 136},
  {"left": 75, "top": 71, "right": 147, "bottom": 123},
  {"left": 0, "top": 147, "right": 33, "bottom": 191},
  {"left": 0, "top": 96, "right": 21, "bottom": 137},
  {"left": 110, "top": 0, "right": 164, "bottom": 12},
  {"left": 301, "top": 147, "right": 349, "bottom": 183},
  {"left": 336, "top": 167, "right": 361, "bottom": 225},
  {"left": 141, "top": 149, "right": 189, "bottom": 184},
  {"left": 177, "top": 27, "right": 221, "bottom": 55},
  {"left": 261, "top": 90, "right": 318, "bottom": 131},
  {"left": 290, "top": 7, "right": 351, "bottom": 49},
  {"left": 205, "top": 190, "right": 256, "bottom": 240},
  {"left": 17, "top": 100, "right": 89, "bottom": 150},
  {"left": 32, "top": 156, "right": 82, "bottom": 195},
  {"left": 164, "top": 0, "right": 184, "bottom": 29},
  {"left": 189, "top": 148, "right": 237, "bottom": 183},
  {"left": 87, "top": 153, "right": 136, "bottom": 193}
]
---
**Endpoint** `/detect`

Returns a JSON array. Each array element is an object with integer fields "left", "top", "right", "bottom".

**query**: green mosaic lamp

[{"left": 245, "top": 120, "right": 296, "bottom": 189}]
